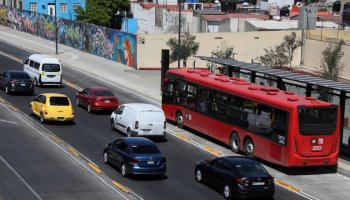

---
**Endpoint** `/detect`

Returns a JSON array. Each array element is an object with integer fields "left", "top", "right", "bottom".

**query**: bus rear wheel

[
  {"left": 230, "top": 132, "right": 240, "bottom": 153},
  {"left": 176, "top": 112, "right": 184, "bottom": 129},
  {"left": 244, "top": 138, "right": 254, "bottom": 158}
]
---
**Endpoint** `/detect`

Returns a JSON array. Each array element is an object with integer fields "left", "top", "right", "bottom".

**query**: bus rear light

[
  {"left": 333, "top": 138, "right": 339, "bottom": 152},
  {"left": 293, "top": 139, "right": 298, "bottom": 153},
  {"left": 135, "top": 121, "right": 139, "bottom": 129},
  {"left": 44, "top": 110, "right": 48, "bottom": 115},
  {"left": 311, "top": 138, "right": 317, "bottom": 145}
]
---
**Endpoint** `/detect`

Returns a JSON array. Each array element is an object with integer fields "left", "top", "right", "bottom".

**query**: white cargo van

[
  {"left": 110, "top": 103, "right": 166, "bottom": 139},
  {"left": 23, "top": 54, "right": 62, "bottom": 86}
]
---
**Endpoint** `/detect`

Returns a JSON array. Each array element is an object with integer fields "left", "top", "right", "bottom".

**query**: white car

[{"left": 110, "top": 103, "right": 166, "bottom": 139}]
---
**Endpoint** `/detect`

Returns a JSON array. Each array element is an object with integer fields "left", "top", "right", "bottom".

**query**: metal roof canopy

[{"left": 197, "top": 56, "right": 350, "bottom": 93}]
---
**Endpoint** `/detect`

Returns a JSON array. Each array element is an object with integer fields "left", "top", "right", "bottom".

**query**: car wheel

[
  {"left": 121, "top": 163, "right": 128, "bottom": 177},
  {"left": 244, "top": 138, "right": 255, "bottom": 158},
  {"left": 76, "top": 98, "right": 80, "bottom": 106},
  {"left": 103, "top": 152, "right": 109, "bottom": 164},
  {"left": 110, "top": 119, "right": 116, "bottom": 131},
  {"left": 176, "top": 112, "right": 184, "bottom": 129},
  {"left": 34, "top": 78, "right": 38, "bottom": 87},
  {"left": 223, "top": 184, "right": 232, "bottom": 199},
  {"left": 29, "top": 105, "right": 33, "bottom": 116},
  {"left": 40, "top": 112, "right": 45, "bottom": 124},
  {"left": 5, "top": 85, "right": 10, "bottom": 94},
  {"left": 127, "top": 128, "right": 131, "bottom": 137},
  {"left": 87, "top": 103, "right": 92, "bottom": 113},
  {"left": 195, "top": 168, "right": 203, "bottom": 183},
  {"left": 230, "top": 132, "right": 240, "bottom": 153}
]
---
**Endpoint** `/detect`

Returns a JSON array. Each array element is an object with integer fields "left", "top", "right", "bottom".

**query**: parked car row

[{"left": 0, "top": 54, "right": 275, "bottom": 199}]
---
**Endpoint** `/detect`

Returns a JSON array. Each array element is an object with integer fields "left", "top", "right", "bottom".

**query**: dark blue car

[
  {"left": 195, "top": 156, "right": 274, "bottom": 199},
  {"left": 103, "top": 137, "right": 166, "bottom": 177},
  {"left": 0, "top": 70, "right": 34, "bottom": 95}
]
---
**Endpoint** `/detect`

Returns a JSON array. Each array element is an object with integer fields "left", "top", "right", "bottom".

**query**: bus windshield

[{"left": 298, "top": 106, "right": 337, "bottom": 135}]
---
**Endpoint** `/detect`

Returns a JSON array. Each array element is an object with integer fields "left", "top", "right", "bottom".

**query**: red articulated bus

[{"left": 162, "top": 69, "right": 340, "bottom": 167}]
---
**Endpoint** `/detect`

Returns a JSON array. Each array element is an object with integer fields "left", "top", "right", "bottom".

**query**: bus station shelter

[{"left": 197, "top": 56, "right": 350, "bottom": 154}]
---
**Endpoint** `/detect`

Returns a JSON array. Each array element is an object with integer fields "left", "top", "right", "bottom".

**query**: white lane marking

[
  {"left": 0, "top": 118, "right": 17, "bottom": 124},
  {"left": 0, "top": 104, "right": 132, "bottom": 200},
  {"left": 0, "top": 45, "right": 320, "bottom": 200},
  {"left": 0, "top": 155, "right": 43, "bottom": 200}
]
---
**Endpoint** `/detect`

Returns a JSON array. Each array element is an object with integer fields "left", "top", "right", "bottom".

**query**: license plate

[
  {"left": 105, "top": 100, "right": 110, "bottom": 103},
  {"left": 147, "top": 161, "right": 154, "bottom": 164},
  {"left": 21, "top": 83, "right": 26, "bottom": 86},
  {"left": 252, "top": 182, "right": 265, "bottom": 186},
  {"left": 57, "top": 117, "right": 65, "bottom": 121}
]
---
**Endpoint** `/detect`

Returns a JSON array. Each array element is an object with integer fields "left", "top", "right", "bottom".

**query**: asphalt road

[
  {"left": 0, "top": 97, "right": 125, "bottom": 200},
  {"left": 0, "top": 41, "right": 307, "bottom": 200}
]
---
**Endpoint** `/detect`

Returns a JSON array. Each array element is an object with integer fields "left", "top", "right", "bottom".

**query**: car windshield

[
  {"left": 130, "top": 144, "right": 160, "bottom": 154},
  {"left": 94, "top": 90, "right": 114, "bottom": 96},
  {"left": 235, "top": 163, "right": 267, "bottom": 176},
  {"left": 50, "top": 97, "right": 70, "bottom": 106},
  {"left": 42, "top": 64, "right": 60, "bottom": 72},
  {"left": 11, "top": 72, "right": 31, "bottom": 79}
]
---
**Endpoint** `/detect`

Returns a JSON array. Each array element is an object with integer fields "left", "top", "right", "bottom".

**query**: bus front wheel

[
  {"left": 176, "top": 112, "right": 184, "bottom": 129},
  {"left": 230, "top": 132, "right": 240, "bottom": 153},
  {"left": 244, "top": 139, "right": 254, "bottom": 158}
]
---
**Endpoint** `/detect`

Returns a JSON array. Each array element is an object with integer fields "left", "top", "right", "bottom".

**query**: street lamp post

[
  {"left": 55, "top": 0, "right": 58, "bottom": 55},
  {"left": 177, "top": 0, "right": 181, "bottom": 68}
]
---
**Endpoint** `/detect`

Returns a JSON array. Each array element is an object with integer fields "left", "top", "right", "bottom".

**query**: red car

[{"left": 76, "top": 87, "right": 119, "bottom": 113}]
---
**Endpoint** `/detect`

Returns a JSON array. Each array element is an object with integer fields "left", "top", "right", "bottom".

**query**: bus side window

[
  {"left": 29, "top": 60, "right": 34, "bottom": 68},
  {"left": 256, "top": 105, "right": 273, "bottom": 136},
  {"left": 198, "top": 88, "right": 211, "bottom": 114},
  {"left": 186, "top": 83, "right": 198, "bottom": 111},
  {"left": 271, "top": 109, "right": 288, "bottom": 145},
  {"left": 162, "top": 78, "right": 174, "bottom": 104}
]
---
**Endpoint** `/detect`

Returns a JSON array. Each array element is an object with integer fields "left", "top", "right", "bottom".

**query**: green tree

[
  {"left": 259, "top": 32, "right": 302, "bottom": 69},
  {"left": 319, "top": 40, "right": 345, "bottom": 81},
  {"left": 166, "top": 32, "right": 200, "bottom": 67},
  {"left": 282, "top": 32, "right": 303, "bottom": 69},
  {"left": 259, "top": 44, "right": 289, "bottom": 68},
  {"left": 75, "top": 0, "right": 130, "bottom": 27},
  {"left": 211, "top": 42, "right": 235, "bottom": 59}
]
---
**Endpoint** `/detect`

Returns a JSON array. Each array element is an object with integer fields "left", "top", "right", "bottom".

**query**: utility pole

[
  {"left": 55, "top": 0, "right": 58, "bottom": 55},
  {"left": 177, "top": 0, "right": 181, "bottom": 68}
]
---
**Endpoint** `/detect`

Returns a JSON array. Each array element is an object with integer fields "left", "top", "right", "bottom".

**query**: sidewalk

[{"left": 0, "top": 25, "right": 350, "bottom": 177}]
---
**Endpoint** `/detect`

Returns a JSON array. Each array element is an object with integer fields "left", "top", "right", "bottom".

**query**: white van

[
  {"left": 23, "top": 54, "right": 62, "bottom": 86},
  {"left": 110, "top": 103, "right": 166, "bottom": 139}
]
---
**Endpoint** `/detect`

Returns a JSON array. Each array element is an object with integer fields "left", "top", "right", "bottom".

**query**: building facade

[{"left": 21, "top": 0, "right": 86, "bottom": 20}]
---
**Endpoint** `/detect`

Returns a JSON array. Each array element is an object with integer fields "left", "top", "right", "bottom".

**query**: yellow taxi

[{"left": 29, "top": 93, "right": 74, "bottom": 123}]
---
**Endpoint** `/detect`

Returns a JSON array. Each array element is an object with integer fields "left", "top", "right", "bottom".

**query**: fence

[
  {"left": 306, "top": 18, "right": 350, "bottom": 45},
  {"left": 0, "top": 5, "right": 137, "bottom": 68}
]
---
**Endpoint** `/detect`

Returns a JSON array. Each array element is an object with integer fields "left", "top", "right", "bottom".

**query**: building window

[
  {"left": 29, "top": 2, "right": 37, "bottom": 12},
  {"left": 73, "top": 3, "right": 80, "bottom": 11},
  {"left": 60, "top": 3, "right": 67, "bottom": 13}
]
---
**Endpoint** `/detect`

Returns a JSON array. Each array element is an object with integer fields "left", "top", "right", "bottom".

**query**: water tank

[
  {"left": 269, "top": 3, "right": 280, "bottom": 16},
  {"left": 280, "top": 6, "right": 290, "bottom": 17},
  {"left": 342, "top": 9, "right": 350, "bottom": 24},
  {"left": 344, "top": 2, "right": 350, "bottom": 10},
  {"left": 332, "top": 1, "right": 341, "bottom": 12}
]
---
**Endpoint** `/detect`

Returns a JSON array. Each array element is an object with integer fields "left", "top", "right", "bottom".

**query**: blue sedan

[{"left": 103, "top": 137, "right": 166, "bottom": 177}]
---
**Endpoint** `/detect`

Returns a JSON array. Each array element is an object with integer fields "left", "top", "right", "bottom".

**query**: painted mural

[{"left": 0, "top": 5, "right": 137, "bottom": 68}]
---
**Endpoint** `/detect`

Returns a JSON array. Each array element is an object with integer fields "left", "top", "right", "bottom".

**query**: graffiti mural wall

[{"left": 0, "top": 5, "right": 137, "bottom": 68}]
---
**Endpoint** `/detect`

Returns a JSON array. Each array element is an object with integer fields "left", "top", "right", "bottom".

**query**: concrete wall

[
  {"left": 304, "top": 38, "right": 350, "bottom": 80},
  {"left": 131, "top": 3, "right": 193, "bottom": 34},
  {"left": 137, "top": 30, "right": 302, "bottom": 69}
]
